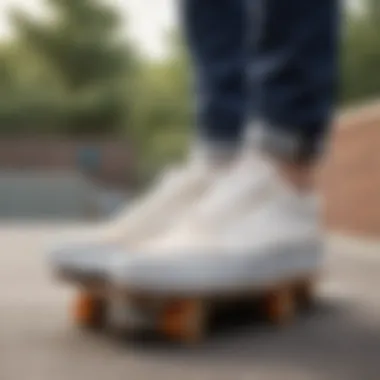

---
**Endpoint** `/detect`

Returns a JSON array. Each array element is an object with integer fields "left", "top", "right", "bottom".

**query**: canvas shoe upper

[
  {"left": 142, "top": 149, "right": 279, "bottom": 250},
  {"left": 49, "top": 152, "right": 233, "bottom": 278},
  {"left": 109, "top": 156, "right": 324, "bottom": 295}
]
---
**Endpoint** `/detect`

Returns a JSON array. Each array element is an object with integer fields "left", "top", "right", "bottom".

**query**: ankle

[{"left": 276, "top": 162, "right": 318, "bottom": 192}]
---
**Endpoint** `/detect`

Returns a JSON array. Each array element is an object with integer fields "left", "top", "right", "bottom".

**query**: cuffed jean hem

[
  {"left": 246, "top": 122, "right": 326, "bottom": 165},
  {"left": 190, "top": 137, "right": 242, "bottom": 165}
]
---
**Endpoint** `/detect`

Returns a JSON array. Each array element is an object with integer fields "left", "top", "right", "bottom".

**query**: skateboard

[
  {"left": 56, "top": 268, "right": 110, "bottom": 331},
  {"left": 70, "top": 274, "right": 317, "bottom": 343}
]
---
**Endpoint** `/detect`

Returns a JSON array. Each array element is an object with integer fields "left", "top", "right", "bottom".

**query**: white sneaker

[
  {"left": 142, "top": 149, "right": 278, "bottom": 250},
  {"left": 49, "top": 151, "right": 233, "bottom": 280},
  {"left": 109, "top": 157, "right": 324, "bottom": 295}
]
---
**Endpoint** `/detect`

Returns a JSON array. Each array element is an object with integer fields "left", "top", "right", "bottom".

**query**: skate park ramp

[{"left": 0, "top": 170, "right": 126, "bottom": 220}]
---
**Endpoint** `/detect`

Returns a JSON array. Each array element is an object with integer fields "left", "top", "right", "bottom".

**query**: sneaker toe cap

[{"left": 49, "top": 242, "right": 123, "bottom": 278}]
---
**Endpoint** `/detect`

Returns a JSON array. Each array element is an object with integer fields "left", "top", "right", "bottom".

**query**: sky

[{"left": 0, "top": 0, "right": 177, "bottom": 59}]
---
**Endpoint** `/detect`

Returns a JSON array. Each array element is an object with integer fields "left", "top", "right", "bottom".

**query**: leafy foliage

[
  {"left": 341, "top": 0, "right": 380, "bottom": 104},
  {"left": 1, "top": 0, "right": 134, "bottom": 135}
]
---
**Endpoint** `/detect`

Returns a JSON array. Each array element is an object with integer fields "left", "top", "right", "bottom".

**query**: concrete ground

[{"left": 0, "top": 224, "right": 379, "bottom": 380}]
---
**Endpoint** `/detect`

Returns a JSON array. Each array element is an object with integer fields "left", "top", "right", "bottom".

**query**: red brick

[{"left": 323, "top": 102, "right": 380, "bottom": 238}]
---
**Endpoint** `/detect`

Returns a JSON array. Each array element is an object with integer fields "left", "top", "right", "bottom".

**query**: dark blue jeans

[{"left": 182, "top": 0, "right": 339, "bottom": 163}]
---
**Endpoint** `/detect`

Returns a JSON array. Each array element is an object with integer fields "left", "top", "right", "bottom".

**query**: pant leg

[
  {"left": 181, "top": 0, "right": 247, "bottom": 151},
  {"left": 248, "top": 0, "right": 339, "bottom": 164}
]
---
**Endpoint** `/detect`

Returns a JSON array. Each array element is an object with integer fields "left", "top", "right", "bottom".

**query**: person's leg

[
  {"left": 181, "top": 0, "right": 247, "bottom": 155},
  {"left": 105, "top": 2, "right": 340, "bottom": 316},
  {"left": 248, "top": 0, "right": 339, "bottom": 187}
]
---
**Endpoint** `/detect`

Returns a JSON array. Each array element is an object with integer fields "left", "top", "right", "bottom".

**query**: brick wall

[
  {"left": 0, "top": 137, "right": 135, "bottom": 189},
  {"left": 323, "top": 102, "right": 380, "bottom": 238}
]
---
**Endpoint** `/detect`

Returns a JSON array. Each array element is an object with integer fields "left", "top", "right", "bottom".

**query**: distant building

[
  {"left": 0, "top": 137, "right": 136, "bottom": 189},
  {"left": 0, "top": 137, "right": 136, "bottom": 219}
]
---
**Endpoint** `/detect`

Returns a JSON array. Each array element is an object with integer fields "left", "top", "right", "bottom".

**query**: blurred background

[{"left": 0, "top": 0, "right": 379, "bottom": 238}]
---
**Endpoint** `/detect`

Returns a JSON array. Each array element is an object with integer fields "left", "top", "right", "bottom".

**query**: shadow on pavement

[{"left": 115, "top": 297, "right": 380, "bottom": 380}]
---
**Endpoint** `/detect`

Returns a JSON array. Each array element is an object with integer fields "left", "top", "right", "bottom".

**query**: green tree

[
  {"left": 129, "top": 33, "right": 192, "bottom": 177},
  {"left": 9, "top": 0, "right": 135, "bottom": 135},
  {"left": 341, "top": 0, "right": 380, "bottom": 104},
  {"left": 0, "top": 41, "right": 63, "bottom": 132}
]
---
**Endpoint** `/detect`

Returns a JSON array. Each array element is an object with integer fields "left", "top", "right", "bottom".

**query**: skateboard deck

[
  {"left": 70, "top": 274, "right": 317, "bottom": 343},
  {"left": 52, "top": 239, "right": 323, "bottom": 343}
]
